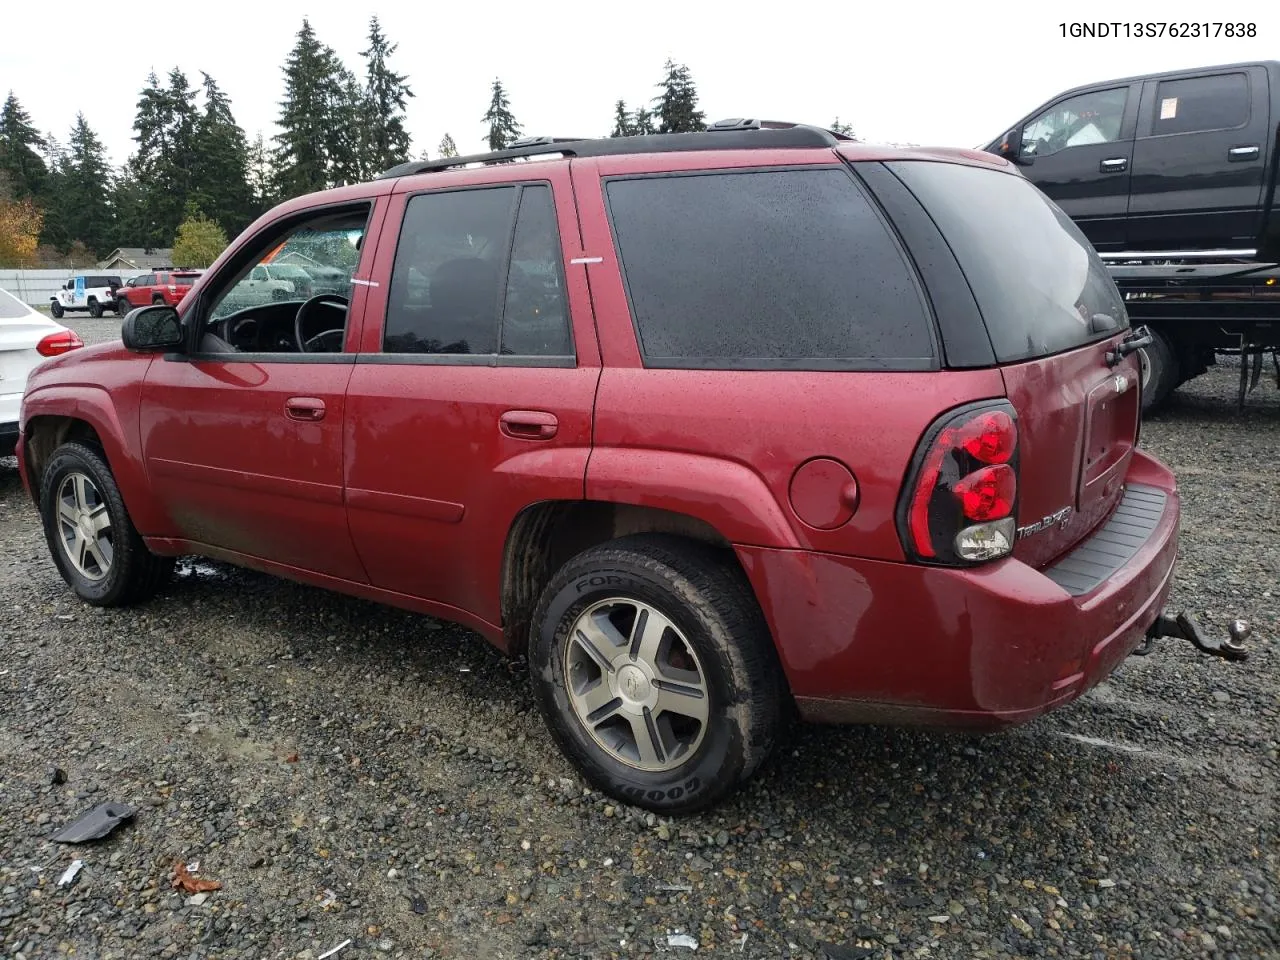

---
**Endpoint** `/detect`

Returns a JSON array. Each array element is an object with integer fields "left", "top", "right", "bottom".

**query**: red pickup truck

[{"left": 115, "top": 270, "right": 203, "bottom": 315}]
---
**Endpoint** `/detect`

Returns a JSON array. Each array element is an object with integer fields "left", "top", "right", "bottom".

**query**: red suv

[
  {"left": 115, "top": 270, "right": 203, "bottom": 315},
  {"left": 16, "top": 123, "right": 1237, "bottom": 811}
]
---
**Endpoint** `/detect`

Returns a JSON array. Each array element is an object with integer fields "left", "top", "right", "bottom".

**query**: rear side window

[
  {"left": 887, "top": 160, "right": 1128, "bottom": 363},
  {"left": 604, "top": 168, "right": 935, "bottom": 369},
  {"left": 384, "top": 183, "right": 572, "bottom": 358},
  {"left": 1151, "top": 73, "right": 1248, "bottom": 135},
  {"left": 174, "top": 275, "right": 198, "bottom": 286}
]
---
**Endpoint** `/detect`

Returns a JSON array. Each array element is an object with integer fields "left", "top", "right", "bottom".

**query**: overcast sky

[{"left": 3, "top": 1, "right": 1276, "bottom": 169}]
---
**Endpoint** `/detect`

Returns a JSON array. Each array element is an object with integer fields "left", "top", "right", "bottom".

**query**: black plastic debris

[
  {"left": 49, "top": 803, "right": 137, "bottom": 843},
  {"left": 48, "top": 767, "right": 67, "bottom": 785}
]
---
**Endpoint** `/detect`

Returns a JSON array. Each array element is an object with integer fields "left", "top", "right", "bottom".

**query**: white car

[
  {"left": 1, "top": 286, "right": 83, "bottom": 457},
  {"left": 50, "top": 274, "right": 122, "bottom": 319}
]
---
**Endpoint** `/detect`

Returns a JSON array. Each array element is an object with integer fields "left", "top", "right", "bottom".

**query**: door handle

[
  {"left": 1228, "top": 145, "right": 1260, "bottom": 161},
  {"left": 285, "top": 396, "right": 326, "bottom": 421},
  {"left": 500, "top": 410, "right": 558, "bottom": 440},
  {"left": 1099, "top": 157, "right": 1128, "bottom": 172}
]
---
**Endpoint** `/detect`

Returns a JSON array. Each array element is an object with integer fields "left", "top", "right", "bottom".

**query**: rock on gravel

[{"left": 1, "top": 332, "right": 1277, "bottom": 958}]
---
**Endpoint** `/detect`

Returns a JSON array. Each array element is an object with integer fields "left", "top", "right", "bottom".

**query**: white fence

[{"left": 0, "top": 269, "right": 150, "bottom": 307}]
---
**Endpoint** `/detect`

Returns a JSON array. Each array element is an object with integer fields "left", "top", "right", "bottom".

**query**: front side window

[
  {"left": 1021, "top": 88, "right": 1128, "bottom": 159},
  {"left": 195, "top": 206, "right": 369, "bottom": 355},
  {"left": 210, "top": 215, "right": 365, "bottom": 322},
  {"left": 1150, "top": 73, "right": 1248, "bottom": 136},
  {"left": 383, "top": 183, "right": 572, "bottom": 358},
  {"left": 604, "top": 168, "right": 934, "bottom": 369}
]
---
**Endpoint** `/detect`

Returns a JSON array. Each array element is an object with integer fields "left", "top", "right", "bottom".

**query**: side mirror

[
  {"left": 121, "top": 305, "right": 184, "bottom": 353},
  {"left": 998, "top": 128, "right": 1032, "bottom": 166}
]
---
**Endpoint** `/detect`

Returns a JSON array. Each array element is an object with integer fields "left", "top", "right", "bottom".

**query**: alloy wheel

[
  {"left": 563, "top": 598, "right": 710, "bottom": 772},
  {"left": 56, "top": 472, "right": 113, "bottom": 581}
]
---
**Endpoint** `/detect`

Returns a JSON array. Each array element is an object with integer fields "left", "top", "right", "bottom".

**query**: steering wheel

[{"left": 294, "top": 294, "right": 350, "bottom": 353}]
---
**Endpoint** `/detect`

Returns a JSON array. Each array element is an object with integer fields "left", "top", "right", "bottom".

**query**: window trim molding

[
  {"left": 600, "top": 164, "right": 941, "bottom": 373},
  {"left": 380, "top": 180, "right": 578, "bottom": 366}
]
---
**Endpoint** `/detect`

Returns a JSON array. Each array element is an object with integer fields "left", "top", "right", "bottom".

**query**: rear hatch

[{"left": 885, "top": 159, "right": 1142, "bottom": 568}]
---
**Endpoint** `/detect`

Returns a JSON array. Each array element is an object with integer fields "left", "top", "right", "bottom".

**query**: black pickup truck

[{"left": 985, "top": 61, "right": 1280, "bottom": 410}]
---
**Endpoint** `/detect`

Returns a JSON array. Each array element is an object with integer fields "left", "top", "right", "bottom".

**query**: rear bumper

[{"left": 738, "top": 450, "right": 1179, "bottom": 730}]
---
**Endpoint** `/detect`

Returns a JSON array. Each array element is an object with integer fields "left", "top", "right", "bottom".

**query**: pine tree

[
  {"left": 437, "top": 133, "right": 458, "bottom": 158},
  {"left": 126, "top": 69, "right": 200, "bottom": 246},
  {"left": 190, "top": 73, "right": 255, "bottom": 236},
  {"left": 361, "top": 16, "right": 413, "bottom": 175},
  {"left": 0, "top": 92, "right": 48, "bottom": 200},
  {"left": 54, "top": 114, "right": 114, "bottom": 255},
  {"left": 327, "top": 70, "right": 367, "bottom": 187},
  {"left": 610, "top": 100, "right": 633, "bottom": 138},
  {"left": 273, "top": 19, "right": 341, "bottom": 197},
  {"left": 246, "top": 133, "right": 275, "bottom": 212},
  {"left": 632, "top": 106, "right": 655, "bottom": 136},
  {"left": 830, "top": 117, "right": 856, "bottom": 138},
  {"left": 653, "top": 60, "right": 705, "bottom": 134},
  {"left": 109, "top": 165, "right": 147, "bottom": 250},
  {"left": 481, "top": 79, "right": 521, "bottom": 151}
]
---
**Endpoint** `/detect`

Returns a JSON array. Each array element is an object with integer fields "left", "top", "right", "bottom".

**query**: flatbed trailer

[{"left": 1103, "top": 251, "right": 1280, "bottom": 411}]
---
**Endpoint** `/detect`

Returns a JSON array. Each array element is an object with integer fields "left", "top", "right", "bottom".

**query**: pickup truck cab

[{"left": 984, "top": 60, "right": 1280, "bottom": 260}]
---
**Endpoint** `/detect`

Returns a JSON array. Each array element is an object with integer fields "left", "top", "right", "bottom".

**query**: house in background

[{"left": 98, "top": 248, "right": 174, "bottom": 270}]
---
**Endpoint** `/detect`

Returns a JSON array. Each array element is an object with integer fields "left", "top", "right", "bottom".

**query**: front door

[
  {"left": 138, "top": 202, "right": 380, "bottom": 582},
  {"left": 1015, "top": 84, "right": 1138, "bottom": 251},
  {"left": 1128, "top": 66, "right": 1271, "bottom": 251},
  {"left": 344, "top": 168, "right": 600, "bottom": 625}
]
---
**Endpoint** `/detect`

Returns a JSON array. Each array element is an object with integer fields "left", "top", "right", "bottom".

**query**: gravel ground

[{"left": 1, "top": 317, "right": 1277, "bottom": 960}]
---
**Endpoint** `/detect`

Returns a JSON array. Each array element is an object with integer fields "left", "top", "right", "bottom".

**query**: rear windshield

[
  {"left": 0, "top": 287, "right": 31, "bottom": 318},
  {"left": 886, "top": 161, "right": 1128, "bottom": 363},
  {"left": 604, "top": 168, "right": 935, "bottom": 370}
]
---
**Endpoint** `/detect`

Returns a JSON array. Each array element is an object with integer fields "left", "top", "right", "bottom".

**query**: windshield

[{"left": 887, "top": 161, "right": 1128, "bottom": 363}]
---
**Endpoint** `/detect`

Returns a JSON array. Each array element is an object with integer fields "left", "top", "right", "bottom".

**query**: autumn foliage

[{"left": 0, "top": 195, "right": 42, "bottom": 267}]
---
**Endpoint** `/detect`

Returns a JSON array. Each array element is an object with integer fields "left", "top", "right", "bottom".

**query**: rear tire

[
  {"left": 39, "top": 441, "right": 173, "bottom": 607},
  {"left": 1138, "top": 328, "right": 1179, "bottom": 413},
  {"left": 88, "top": 298, "right": 102, "bottom": 318},
  {"left": 529, "top": 534, "right": 784, "bottom": 814},
  {"left": 151, "top": 295, "right": 165, "bottom": 305},
  {"left": 50, "top": 301, "right": 64, "bottom": 319}
]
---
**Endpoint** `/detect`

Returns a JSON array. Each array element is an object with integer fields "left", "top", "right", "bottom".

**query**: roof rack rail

[{"left": 375, "top": 122, "right": 849, "bottom": 180}]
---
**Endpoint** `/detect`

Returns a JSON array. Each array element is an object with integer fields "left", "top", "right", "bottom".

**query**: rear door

[
  {"left": 1128, "top": 66, "right": 1271, "bottom": 251},
  {"left": 1009, "top": 83, "right": 1139, "bottom": 251},
  {"left": 885, "top": 159, "right": 1141, "bottom": 568},
  {"left": 343, "top": 164, "right": 600, "bottom": 625}
]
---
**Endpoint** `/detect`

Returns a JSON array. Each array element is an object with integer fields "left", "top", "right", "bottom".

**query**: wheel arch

[{"left": 501, "top": 500, "right": 749, "bottom": 657}]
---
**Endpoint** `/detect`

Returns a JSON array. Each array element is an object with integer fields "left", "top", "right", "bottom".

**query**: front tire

[
  {"left": 116, "top": 298, "right": 130, "bottom": 318},
  {"left": 50, "top": 301, "right": 64, "bottom": 319},
  {"left": 529, "top": 535, "right": 784, "bottom": 814},
  {"left": 39, "top": 442, "right": 173, "bottom": 606}
]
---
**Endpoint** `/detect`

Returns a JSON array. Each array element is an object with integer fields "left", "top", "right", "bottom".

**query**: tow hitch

[{"left": 1133, "top": 612, "right": 1251, "bottom": 661}]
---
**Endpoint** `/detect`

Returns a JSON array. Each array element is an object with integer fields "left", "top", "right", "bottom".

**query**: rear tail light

[
  {"left": 897, "top": 400, "right": 1020, "bottom": 566},
  {"left": 36, "top": 330, "right": 85, "bottom": 357}
]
